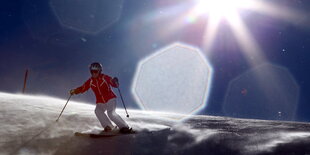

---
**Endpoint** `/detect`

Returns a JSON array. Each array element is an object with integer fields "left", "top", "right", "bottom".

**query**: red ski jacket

[{"left": 74, "top": 74, "right": 117, "bottom": 104}]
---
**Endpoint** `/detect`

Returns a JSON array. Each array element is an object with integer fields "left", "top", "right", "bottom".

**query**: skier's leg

[
  {"left": 95, "top": 103, "right": 113, "bottom": 128},
  {"left": 106, "top": 98, "right": 129, "bottom": 128}
]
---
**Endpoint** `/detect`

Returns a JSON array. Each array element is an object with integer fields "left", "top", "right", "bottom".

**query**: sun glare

[
  {"left": 195, "top": 0, "right": 233, "bottom": 18},
  {"left": 192, "top": 0, "right": 253, "bottom": 20},
  {"left": 139, "top": 0, "right": 304, "bottom": 63}
]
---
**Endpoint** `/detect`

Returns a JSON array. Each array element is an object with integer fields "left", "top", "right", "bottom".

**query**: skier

[{"left": 70, "top": 62, "right": 131, "bottom": 133}]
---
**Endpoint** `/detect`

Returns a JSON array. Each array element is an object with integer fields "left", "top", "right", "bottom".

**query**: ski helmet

[{"left": 89, "top": 62, "right": 102, "bottom": 72}]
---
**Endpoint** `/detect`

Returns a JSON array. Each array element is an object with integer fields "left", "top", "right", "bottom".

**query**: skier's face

[{"left": 91, "top": 70, "right": 100, "bottom": 78}]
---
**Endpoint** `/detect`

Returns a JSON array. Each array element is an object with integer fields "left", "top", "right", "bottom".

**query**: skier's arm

[
  {"left": 72, "top": 79, "right": 91, "bottom": 95},
  {"left": 106, "top": 75, "right": 119, "bottom": 88}
]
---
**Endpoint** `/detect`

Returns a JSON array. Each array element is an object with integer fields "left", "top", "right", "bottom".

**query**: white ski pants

[{"left": 95, "top": 98, "right": 128, "bottom": 129}]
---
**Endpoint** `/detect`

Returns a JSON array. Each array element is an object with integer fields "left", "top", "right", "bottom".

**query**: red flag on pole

[{"left": 22, "top": 69, "right": 28, "bottom": 94}]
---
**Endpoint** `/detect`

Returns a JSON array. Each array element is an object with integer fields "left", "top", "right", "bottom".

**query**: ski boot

[
  {"left": 120, "top": 127, "right": 132, "bottom": 133},
  {"left": 104, "top": 126, "right": 112, "bottom": 132}
]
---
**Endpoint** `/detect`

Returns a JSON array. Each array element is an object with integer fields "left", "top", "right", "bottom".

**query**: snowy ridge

[{"left": 1, "top": 92, "right": 310, "bottom": 155}]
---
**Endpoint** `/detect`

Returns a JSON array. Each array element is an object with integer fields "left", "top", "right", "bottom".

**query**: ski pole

[
  {"left": 56, "top": 94, "right": 72, "bottom": 122},
  {"left": 117, "top": 87, "right": 129, "bottom": 118}
]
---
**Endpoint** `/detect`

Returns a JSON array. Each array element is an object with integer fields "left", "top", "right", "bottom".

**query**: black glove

[
  {"left": 112, "top": 77, "right": 119, "bottom": 88},
  {"left": 69, "top": 89, "right": 76, "bottom": 95}
]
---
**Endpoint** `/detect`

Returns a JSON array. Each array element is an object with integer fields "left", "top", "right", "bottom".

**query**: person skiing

[{"left": 70, "top": 62, "right": 131, "bottom": 133}]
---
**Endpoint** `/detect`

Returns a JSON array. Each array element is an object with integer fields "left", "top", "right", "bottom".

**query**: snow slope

[{"left": 1, "top": 92, "right": 310, "bottom": 155}]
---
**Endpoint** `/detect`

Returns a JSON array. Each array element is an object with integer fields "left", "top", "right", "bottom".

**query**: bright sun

[
  {"left": 151, "top": 0, "right": 303, "bottom": 62},
  {"left": 184, "top": 0, "right": 303, "bottom": 74},
  {"left": 185, "top": 0, "right": 302, "bottom": 66},
  {"left": 192, "top": 0, "right": 253, "bottom": 20}
]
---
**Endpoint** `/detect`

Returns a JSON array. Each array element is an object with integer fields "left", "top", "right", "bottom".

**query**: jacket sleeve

[
  {"left": 105, "top": 75, "right": 118, "bottom": 88},
  {"left": 75, "top": 79, "right": 91, "bottom": 94}
]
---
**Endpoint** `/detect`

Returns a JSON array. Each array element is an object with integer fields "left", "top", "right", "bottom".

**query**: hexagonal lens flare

[
  {"left": 224, "top": 63, "right": 299, "bottom": 121},
  {"left": 50, "top": 0, "right": 123, "bottom": 34},
  {"left": 132, "top": 43, "right": 213, "bottom": 119}
]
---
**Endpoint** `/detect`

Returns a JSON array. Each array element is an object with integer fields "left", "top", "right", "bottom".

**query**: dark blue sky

[{"left": 1, "top": 0, "right": 310, "bottom": 122}]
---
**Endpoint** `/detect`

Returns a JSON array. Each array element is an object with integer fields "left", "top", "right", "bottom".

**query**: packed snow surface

[{"left": 1, "top": 92, "right": 310, "bottom": 155}]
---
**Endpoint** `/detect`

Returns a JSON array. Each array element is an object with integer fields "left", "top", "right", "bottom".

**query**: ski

[{"left": 75, "top": 129, "right": 136, "bottom": 138}]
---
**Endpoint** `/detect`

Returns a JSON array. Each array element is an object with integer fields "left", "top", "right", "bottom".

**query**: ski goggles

[{"left": 90, "top": 70, "right": 100, "bottom": 74}]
